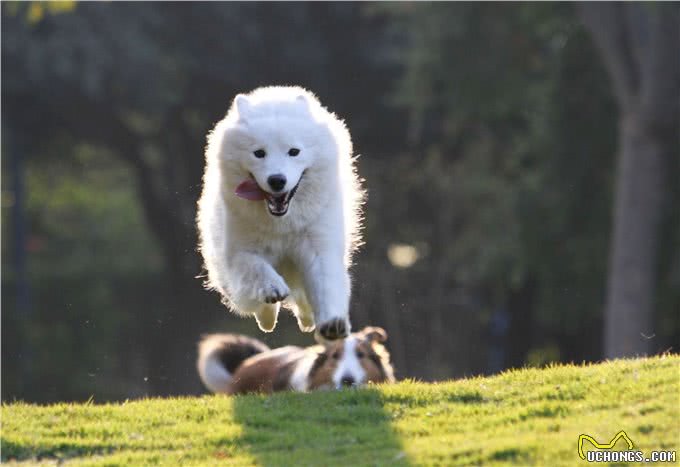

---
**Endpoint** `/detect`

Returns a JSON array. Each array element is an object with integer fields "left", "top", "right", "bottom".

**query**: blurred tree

[
  {"left": 377, "top": 2, "right": 679, "bottom": 368},
  {"left": 375, "top": 3, "right": 581, "bottom": 369},
  {"left": 578, "top": 3, "right": 680, "bottom": 358}
]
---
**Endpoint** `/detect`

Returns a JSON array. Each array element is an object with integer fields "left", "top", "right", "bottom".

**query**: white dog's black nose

[
  {"left": 267, "top": 174, "right": 287, "bottom": 192},
  {"left": 340, "top": 375, "right": 355, "bottom": 387}
]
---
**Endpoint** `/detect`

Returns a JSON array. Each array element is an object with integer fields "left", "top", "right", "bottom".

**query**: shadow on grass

[
  {"left": 231, "top": 387, "right": 410, "bottom": 466},
  {"left": 0, "top": 437, "right": 114, "bottom": 463}
]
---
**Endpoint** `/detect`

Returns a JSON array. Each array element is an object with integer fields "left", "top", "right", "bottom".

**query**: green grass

[{"left": 2, "top": 355, "right": 678, "bottom": 466}]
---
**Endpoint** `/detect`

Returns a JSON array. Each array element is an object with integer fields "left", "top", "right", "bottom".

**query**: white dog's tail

[{"left": 197, "top": 334, "right": 270, "bottom": 393}]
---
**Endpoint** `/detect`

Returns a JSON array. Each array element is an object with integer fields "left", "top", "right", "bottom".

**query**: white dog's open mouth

[
  {"left": 235, "top": 173, "right": 304, "bottom": 217},
  {"left": 264, "top": 181, "right": 300, "bottom": 217}
]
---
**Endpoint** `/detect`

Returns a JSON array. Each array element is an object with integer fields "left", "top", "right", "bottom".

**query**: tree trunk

[
  {"left": 506, "top": 277, "right": 536, "bottom": 367},
  {"left": 604, "top": 113, "right": 667, "bottom": 358},
  {"left": 578, "top": 3, "right": 679, "bottom": 359}
]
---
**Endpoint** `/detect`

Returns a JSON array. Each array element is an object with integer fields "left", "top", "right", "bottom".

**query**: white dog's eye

[
  {"left": 288, "top": 148, "right": 300, "bottom": 157},
  {"left": 253, "top": 149, "right": 266, "bottom": 158}
]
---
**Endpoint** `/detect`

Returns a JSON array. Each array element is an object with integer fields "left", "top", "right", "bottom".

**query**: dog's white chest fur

[{"left": 197, "top": 86, "right": 364, "bottom": 340}]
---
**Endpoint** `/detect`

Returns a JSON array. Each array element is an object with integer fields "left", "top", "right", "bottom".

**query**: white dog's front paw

[
  {"left": 316, "top": 317, "right": 350, "bottom": 341},
  {"left": 254, "top": 277, "right": 290, "bottom": 304}
]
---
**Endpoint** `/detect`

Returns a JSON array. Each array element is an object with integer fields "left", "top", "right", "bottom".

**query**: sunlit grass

[{"left": 2, "top": 355, "right": 678, "bottom": 466}]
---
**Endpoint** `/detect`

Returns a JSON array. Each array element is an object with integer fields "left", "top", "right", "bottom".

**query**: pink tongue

[{"left": 235, "top": 179, "right": 266, "bottom": 201}]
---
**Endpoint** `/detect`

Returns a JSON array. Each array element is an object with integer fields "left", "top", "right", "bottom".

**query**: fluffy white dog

[{"left": 197, "top": 86, "right": 364, "bottom": 340}]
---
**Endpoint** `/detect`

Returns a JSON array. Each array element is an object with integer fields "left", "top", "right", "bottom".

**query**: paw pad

[
  {"left": 263, "top": 285, "right": 288, "bottom": 304},
  {"left": 317, "top": 318, "right": 349, "bottom": 340}
]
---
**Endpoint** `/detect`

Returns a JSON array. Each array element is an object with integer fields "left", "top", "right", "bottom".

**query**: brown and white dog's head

[{"left": 307, "top": 326, "right": 395, "bottom": 390}]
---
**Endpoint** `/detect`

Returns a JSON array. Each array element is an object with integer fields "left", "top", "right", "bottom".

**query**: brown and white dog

[{"left": 197, "top": 327, "right": 395, "bottom": 395}]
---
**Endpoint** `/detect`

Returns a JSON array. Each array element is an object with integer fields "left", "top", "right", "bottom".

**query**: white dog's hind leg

[
  {"left": 302, "top": 253, "right": 351, "bottom": 340},
  {"left": 253, "top": 303, "right": 280, "bottom": 332},
  {"left": 229, "top": 294, "right": 280, "bottom": 332},
  {"left": 290, "top": 290, "right": 315, "bottom": 333}
]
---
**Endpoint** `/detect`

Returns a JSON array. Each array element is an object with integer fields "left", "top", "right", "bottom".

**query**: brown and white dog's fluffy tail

[{"left": 197, "top": 334, "right": 270, "bottom": 394}]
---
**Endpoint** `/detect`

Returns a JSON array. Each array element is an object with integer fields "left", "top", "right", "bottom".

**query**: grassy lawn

[{"left": 2, "top": 355, "right": 678, "bottom": 466}]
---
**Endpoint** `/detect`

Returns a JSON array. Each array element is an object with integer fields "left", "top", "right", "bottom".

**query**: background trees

[
  {"left": 3, "top": 2, "right": 678, "bottom": 402},
  {"left": 578, "top": 3, "right": 680, "bottom": 358}
]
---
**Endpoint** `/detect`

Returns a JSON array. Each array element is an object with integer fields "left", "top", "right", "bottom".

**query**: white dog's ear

[
  {"left": 235, "top": 94, "right": 252, "bottom": 119},
  {"left": 294, "top": 93, "right": 312, "bottom": 112}
]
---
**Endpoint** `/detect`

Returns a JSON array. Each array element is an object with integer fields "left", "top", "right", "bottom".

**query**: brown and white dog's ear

[{"left": 359, "top": 326, "right": 388, "bottom": 343}]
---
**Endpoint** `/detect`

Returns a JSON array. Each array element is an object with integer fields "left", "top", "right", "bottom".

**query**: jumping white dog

[{"left": 197, "top": 86, "right": 364, "bottom": 340}]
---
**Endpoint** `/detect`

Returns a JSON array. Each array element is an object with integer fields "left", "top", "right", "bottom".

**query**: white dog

[{"left": 197, "top": 86, "right": 364, "bottom": 340}]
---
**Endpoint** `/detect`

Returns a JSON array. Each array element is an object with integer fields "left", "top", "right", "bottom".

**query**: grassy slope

[{"left": 2, "top": 355, "right": 678, "bottom": 466}]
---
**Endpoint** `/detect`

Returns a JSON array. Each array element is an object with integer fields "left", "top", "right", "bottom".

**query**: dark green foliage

[
  {"left": 2, "top": 2, "right": 678, "bottom": 402},
  {"left": 374, "top": 2, "right": 678, "bottom": 365}
]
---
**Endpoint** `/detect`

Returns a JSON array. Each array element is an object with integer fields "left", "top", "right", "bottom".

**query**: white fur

[
  {"left": 332, "top": 336, "right": 366, "bottom": 389},
  {"left": 289, "top": 355, "right": 315, "bottom": 392},
  {"left": 197, "top": 86, "right": 364, "bottom": 334}
]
